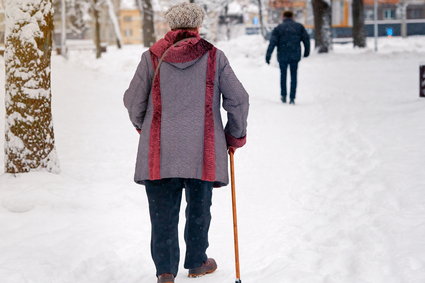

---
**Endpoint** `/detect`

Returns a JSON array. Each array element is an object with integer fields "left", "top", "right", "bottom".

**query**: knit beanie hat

[{"left": 164, "top": 2, "right": 205, "bottom": 30}]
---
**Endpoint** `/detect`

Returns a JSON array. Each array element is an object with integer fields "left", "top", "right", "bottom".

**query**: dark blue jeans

[
  {"left": 279, "top": 61, "right": 299, "bottom": 100},
  {"left": 145, "top": 178, "right": 213, "bottom": 277}
]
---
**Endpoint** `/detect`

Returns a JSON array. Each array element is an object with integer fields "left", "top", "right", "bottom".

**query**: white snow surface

[{"left": 1, "top": 36, "right": 425, "bottom": 283}]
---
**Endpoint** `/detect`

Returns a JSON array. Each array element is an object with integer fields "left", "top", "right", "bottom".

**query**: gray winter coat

[{"left": 124, "top": 30, "right": 249, "bottom": 187}]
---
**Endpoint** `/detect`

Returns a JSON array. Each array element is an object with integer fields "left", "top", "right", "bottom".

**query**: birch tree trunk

[
  {"left": 4, "top": 0, "right": 60, "bottom": 174},
  {"left": 352, "top": 0, "right": 366, "bottom": 47},
  {"left": 105, "top": 0, "right": 122, "bottom": 49},
  {"left": 312, "top": 0, "right": 332, "bottom": 53}
]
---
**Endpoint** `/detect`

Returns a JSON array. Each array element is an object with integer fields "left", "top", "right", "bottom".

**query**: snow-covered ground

[{"left": 1, "top": 36, "right": 425, "bottom": 283}]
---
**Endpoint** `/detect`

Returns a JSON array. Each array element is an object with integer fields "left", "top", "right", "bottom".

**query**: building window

[
  {"left": 407, "top": 8, "right": 423, "bottom": 19},
  {"left": 365, "top": 9, "right": 374, "bottom": 21},
  {"left": 383, "top": 9, "right": 395, "bottom": 20},
  {"left": 124, "top": 16, "right": 132, "bottom": 22}
]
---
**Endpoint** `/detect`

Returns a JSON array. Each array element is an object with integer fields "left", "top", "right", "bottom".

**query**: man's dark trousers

[
  {"left": 279, "top": 60, "right": 299, "bottom": 100},
  {"left": 145, "top": 178, "right": 213, "bottom": 277}
]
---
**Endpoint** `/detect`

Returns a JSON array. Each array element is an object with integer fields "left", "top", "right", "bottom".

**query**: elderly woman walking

[{"left": 123, "top": 3, "right": 249, "bottom": 283}]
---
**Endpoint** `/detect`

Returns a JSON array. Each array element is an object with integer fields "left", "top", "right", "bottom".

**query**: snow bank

[
  {"left": 334, "top": 36, "right": 425, "bottom": 55},
  {"left": 217, "top": 34, "right": 425, "bottom": 60}
]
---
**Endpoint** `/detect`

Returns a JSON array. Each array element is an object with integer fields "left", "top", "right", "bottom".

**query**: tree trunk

[
  {"left": 141, "top": 0, "right": 156, "bottom": 47},
  {"left": 257, "top": 0, "right": 266, "bottom": 39},
  {"left": 352, "top": 0, "right": 366, "bottom": 47},
  {"left": 61, "top": 0, "right": 68, "bottom": 58},
  {"left": 312, "top": 0, "right": 332, "bottom": 53},
  {"left": 400, "top": 0, "right": 407, "bottom": 38},
  {"left": 4, "top": 0, "right": 60, "bottom": 174},
  {"left": 224, "top": 4, "right": 230, "bottom": 40},
  {"left": 105, "top": 0, "right": 122, "bottom": 49},
  {"left": 92, "top": 0, "right": 102, "bottom": 59}
]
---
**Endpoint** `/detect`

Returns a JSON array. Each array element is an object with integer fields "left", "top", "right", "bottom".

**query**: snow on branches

[
  {"left": 4, "top": 0, "right": 60, "bottom": 173},
  {"left": 66, "top": 0, "right": 91, "bottom": 36},
  {"left": 194, "top": 0, "right": 230, "bottom": 42}
]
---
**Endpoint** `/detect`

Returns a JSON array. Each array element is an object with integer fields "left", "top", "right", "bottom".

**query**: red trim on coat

[
  {"left": 202, "top": 48, "right": 217, "bottom": 181},
  {"left": 149, "top": 53, "right": 162, "bottom": 180},
  {"left": 225, "top": 133, "right": 246, "bottom": 148}
]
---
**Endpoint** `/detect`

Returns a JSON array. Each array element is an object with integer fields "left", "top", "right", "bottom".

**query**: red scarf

[{"left": 149, "top": 30, "right": 213, "bottom": 63}]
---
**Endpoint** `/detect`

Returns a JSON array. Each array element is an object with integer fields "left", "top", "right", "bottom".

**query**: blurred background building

[
  {"left": 267, "top": 0, "right": 425, "bottom": 37},
  {"left": 0, "top": 0, "right": 424, "bottom": 50},
  {"left": 119, "top": 0, "right": 142, "bottom": 44}
]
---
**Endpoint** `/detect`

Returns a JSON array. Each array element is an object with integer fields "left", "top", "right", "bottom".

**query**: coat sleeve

[
  {"left": 301, "top": 25, "right": 310, "bottom": 57},
  {"left": 123, "top": 51, "right": 153, "bottom": 130},
  {"left": 218, "top": 51, "right": 249, "bottom": 148},
  {"left": 266, "top": 27, "right": 279, "bottom": 61}
]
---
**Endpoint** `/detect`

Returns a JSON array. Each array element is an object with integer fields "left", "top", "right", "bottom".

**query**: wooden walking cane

[{"left": 229, "top": 150, "right": 242, "bottom": 283}]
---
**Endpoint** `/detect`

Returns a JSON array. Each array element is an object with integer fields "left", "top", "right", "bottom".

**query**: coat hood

[{"left": 149, "top": 30, "right": 214, "bottom": 69}]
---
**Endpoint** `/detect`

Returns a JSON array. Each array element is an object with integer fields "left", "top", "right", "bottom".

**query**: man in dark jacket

[{"left": 266, "top": 11, "right": 310, "bottom": 104}]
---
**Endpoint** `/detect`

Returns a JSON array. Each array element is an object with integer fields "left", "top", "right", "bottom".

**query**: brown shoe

[
  {"left": 157, "top": 273, "right": 174, "bottom": 283},
  {"left": 188, "top": 258, "right": 217, "bottom": 278}
]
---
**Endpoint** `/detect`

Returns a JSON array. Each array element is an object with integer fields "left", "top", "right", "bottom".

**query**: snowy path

[{"left": 1, "top": 36, "right": 425, "bottom": 283}]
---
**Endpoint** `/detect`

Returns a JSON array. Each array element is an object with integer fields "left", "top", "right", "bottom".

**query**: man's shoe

[
  {"left": 188, "top": 258, "right": 217, "bottom": 278},
  {"left": 281, "top": 96, "right": 287, "bottom": 103},
  {"left": 157, "top": 273, "right": 174, "bottom": 283},
  {"left": 289, "top": 99, "right": 295, "bottom": 105}
]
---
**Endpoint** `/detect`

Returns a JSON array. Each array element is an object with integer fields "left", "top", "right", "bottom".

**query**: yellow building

[
  {"left": 269, "top": 0, "right": 351, "bottom": 28},
  {"left": 118, "top": 5, "right": 172, "bottom": 45},
  {"left": 119, "top": 9, "right": 142, "bottom": 45},
  {"left": 155, "top": 16, "right": 170, "bottom": 39}
]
